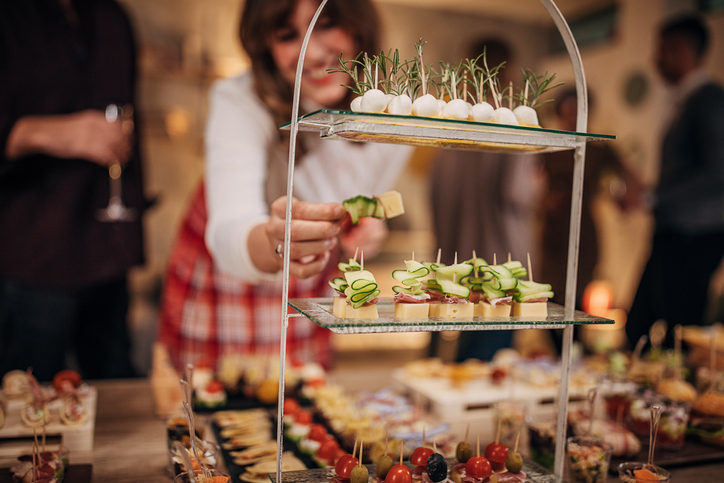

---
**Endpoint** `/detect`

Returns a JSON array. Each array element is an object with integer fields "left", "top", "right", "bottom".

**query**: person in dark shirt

[
  {"left": 0, "top": 0, "right": 147, "bottom": 380},
  {"left": 626, "top": 15, "right": 724, "bottom": 349}
]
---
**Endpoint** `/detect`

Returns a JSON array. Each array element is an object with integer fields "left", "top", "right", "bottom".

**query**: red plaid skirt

[{"left": 158, "top": 183, "right": 333, "bottom": 371}]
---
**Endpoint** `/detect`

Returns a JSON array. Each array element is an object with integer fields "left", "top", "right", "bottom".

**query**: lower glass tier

[
  {"left": 288, "top": 298, "right": 612, "bottom": 334},
  {"left": 269, "top": 457, "right": 563, "bottom": 483}
]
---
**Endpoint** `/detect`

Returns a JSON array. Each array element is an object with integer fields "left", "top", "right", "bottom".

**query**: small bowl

[
  {"left": 617, "top": 462, "right": 670, "bottom": 482},
  {"left": 169, "top": 440, "right": 220, "bottom": 476},
  {"left": 566, "top": 436, "right": 612, "bottom": 483}
]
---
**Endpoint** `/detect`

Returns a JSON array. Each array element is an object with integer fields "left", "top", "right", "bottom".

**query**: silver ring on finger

[{"left": 275, "top": 243, "right": 284, "bottom": 258}]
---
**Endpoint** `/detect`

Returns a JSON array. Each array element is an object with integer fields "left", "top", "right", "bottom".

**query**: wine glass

[{"left": 96, "top": 103, "right": 137, "bottom": 222}]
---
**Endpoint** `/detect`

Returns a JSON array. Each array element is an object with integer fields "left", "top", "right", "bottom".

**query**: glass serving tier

[
  {"left": 280, "top": 109, "right": 615, "bottom": 153},
  {"left": 268, "top": 457, "right": 564, "bottom": 483},
  {"left": 288, "top": 298, "right": 612, "bottom": 334}
]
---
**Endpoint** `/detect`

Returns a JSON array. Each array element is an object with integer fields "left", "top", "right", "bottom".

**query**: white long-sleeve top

[{"left": 205, "top": 72, "right": 412, "bottom": 283}]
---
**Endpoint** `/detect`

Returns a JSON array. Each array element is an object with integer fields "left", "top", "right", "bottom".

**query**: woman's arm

[{"left": 204, "top": 75, "right": 345, "bottom": 281}]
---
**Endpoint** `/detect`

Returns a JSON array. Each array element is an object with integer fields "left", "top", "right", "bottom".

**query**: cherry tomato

[
  {"left": 52, "top": 370, "right": 82, "bottom": 394},
  {"left": 308, "top": 424, "right": 328, "bottom": 442},
  {"left": 465, "top": 456, "right": 492, "bottom": 480},
  {"left": 283, "top": 399, "right": 301, "bottom": 416},
  {"left": 335, "top": 454, "right": 359, "bottom": 478},
  {"left": 384, "top": 464, "right": 412, "bottom": 483},
  {"left": 205, "top": 380, "right": 224, "bottom": 394},
  {"left": 317, "top": 438, "right": 340, "bottom": 461},
  {"left": 484, "top": 443, "right": 508, "bottom": 472},
  {"left": 409, "top": 447, "right": 434, "bottom": 466},
  {"left": 294, "top": 411, "right": 313, "bottom": 425},
  {"left": 332, "top": 448, "right": 348, "bottom": 466}
]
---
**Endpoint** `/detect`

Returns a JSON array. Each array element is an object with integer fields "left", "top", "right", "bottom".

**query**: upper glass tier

[
  {"left": 288, "top": 298, "right": 613, "bottom": 334},
  {"left": 280, "top": 109, "right": 615, "bottom": 154}
]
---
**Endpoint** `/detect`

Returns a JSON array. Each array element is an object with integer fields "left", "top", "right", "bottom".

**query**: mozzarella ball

[
  {"left": 360, "top": 89, "right": 389, "bottom": 113},
  {"left": 442, "top": 99, "right": 469, "bottom": 120},
  {"left": 493, "top": 107, "right": 519, "bottom": 125},
  {"left": 350, "top": 96, "right": 363, "bottom": 112},
  {"left": 437, "top": 99, "right": 447, "bottom": 115},
  {"left": 387, "top": 94, "right": 413, "bottom": 115},
  {"left": 470, "top": 102, "right": 495, "bottom": 122},
  {"left": 412, "top": 94, "right": 441, "bottom": 117},
  {"left": 513, "top": 105, "right": 539, "bottom": 126}
]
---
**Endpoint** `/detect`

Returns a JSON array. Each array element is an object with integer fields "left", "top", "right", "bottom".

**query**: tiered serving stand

[{"left": 272, "top": 1, "right": 615, "bottom": 481}]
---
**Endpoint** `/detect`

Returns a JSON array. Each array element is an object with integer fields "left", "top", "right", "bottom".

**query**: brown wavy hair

[{"left": 239, "top": 0, "right": 381, "bottom": 127}]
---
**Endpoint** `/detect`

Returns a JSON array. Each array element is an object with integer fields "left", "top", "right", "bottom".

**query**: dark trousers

[
  {"left": 626, "top": 230, "right": 724, "bottom": 349},
  {"left": 0, "top": 275, "right": 136, "bottom": 381},
  {"left": 455, "top": 330, "right": 514, "bottom": 362}
]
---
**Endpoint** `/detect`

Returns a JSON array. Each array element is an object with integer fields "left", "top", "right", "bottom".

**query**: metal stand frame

[{"left": 274, "top": 0, "right": 588, "bottom": 480}]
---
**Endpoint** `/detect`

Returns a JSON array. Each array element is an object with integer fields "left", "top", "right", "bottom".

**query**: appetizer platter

[
  {"left": 288, "top": 298, "right": 609, "bottom": 334},
  {"left": 0, "top": 371, "right": 96, "bottom": 459},
  {"left": 281, "top": 109, "right": 613, "bottom": 154},
  {"left": 275, "top": 0, "right": 602, "bottom": 479}
]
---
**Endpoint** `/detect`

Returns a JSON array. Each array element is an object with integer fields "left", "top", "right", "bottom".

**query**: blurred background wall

[{"left": 116, "top": 0, "right": 724, "bottom": 375}]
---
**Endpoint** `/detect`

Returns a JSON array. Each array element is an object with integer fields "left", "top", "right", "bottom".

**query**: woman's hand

[
  {"left": 5, "top": 110, "right": 133, "bottom": 166},
  {"left": 250, "top": 196, "right": 346, "bottom": 279}
]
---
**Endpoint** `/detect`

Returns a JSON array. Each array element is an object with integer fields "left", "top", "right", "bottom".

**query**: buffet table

[{"left": 22, "top": 378, "right": 721, "bottom": 482}]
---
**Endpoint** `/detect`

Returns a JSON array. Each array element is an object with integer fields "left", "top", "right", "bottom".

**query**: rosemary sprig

[
  {"left": 519, "top": 68, "right": 564, "bottom": 108},
  {"left": 326, "top": 53, "right": 367, "bottom": 96}
]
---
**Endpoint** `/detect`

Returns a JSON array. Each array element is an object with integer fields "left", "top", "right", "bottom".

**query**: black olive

[{"left": 426, "top": 453, "right": 447, "bottom": 483}]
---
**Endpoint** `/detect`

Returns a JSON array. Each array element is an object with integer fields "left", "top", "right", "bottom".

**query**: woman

[{"left": 158, "top": 0, "right": 410, "bottom": 371}]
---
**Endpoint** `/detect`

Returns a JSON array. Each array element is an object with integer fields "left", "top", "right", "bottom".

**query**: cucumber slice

[
  {"left": 515, "top": 280, "right": 553, "bottom": 299},
  {"left": 328, "top": 277, "right": 347, "bottom": 293},
  {"left": 342, "top": 195, "right": 377, "bottom": 225},
  {"left": 482, "top": 282, "right": 507, "bottom": 301},
  {"left": 422, "top": 261, "right": 446, "bottom": 272},
  {"left": 404, "top": 260, "right": 429, "bottom": 276},
  {"left": 465, "top": 257, "right": 489, "bottom": 270},
  {"left": 516, "top": 291, "right": 554, "bottom": 303},
  {"left": 437, "top": 279, "right": 470, "bottom": 298},
  {"left": 435, "top": 263, "right": 473, "bottom": 280},
  {"left": 424, "top": 280, "right": 442, "bottom": 292},
  {"left": 372, "top": 200, "right": 385, "bottom": 219}
]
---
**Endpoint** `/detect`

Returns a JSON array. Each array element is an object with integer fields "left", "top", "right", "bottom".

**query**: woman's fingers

[
  {"left": 271, "top": 197, "right": 346, "bottom": 222},
  {"left": 288, "top": 252, "right": 331, "bottom": 280}
]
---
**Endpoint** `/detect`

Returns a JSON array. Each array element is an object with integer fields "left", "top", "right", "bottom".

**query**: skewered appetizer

[
  {"left": 21, "top": 370, "right": 51, "bottom": 428},
  {"left": 330, "top": 256, "right": 361, "bottom": 317},
  {"left": 392, "top": 257, "right": 431, "bottom": 318},
  {"left": 194, "top": 379, "right": 227, "bottom": 409},
  {"left": 342, "top": 191, "right": 405, "bottom": 225},
  {"left": 343, "top": 255, "right": 381, "bottom": 319},
  {"left": 59, "top": 394, "right": 88, "bottom": 426},
  {"left": 427, "top": 255, "right": 473, "bottom": 318}
]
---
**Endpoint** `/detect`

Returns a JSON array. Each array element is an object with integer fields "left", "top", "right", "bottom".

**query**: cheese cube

[
  {"left": 332, "top": 296, "right": 347, "bottom": 318},
  {"left": 511, "top": 301, "right": 548, "bottom": 317},
  {"left": 345, "top": 304, "right": 379, "bottom": 319},
  {"left": 376, "top": 190, "right": 405, "bottom": 219},
  {"left": 475, "top": 301, "right": 511, "bottom": 317},
  {"left": 431, "top": 303, "right": 474, "bottom": 318},
  {"left": 394, "top": 303, "right": 430, "bottom": 318}
]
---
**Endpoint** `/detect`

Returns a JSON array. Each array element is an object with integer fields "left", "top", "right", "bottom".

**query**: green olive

[
  {"left": 376, "top": 454, "right": 394, "bottom": 479},
  {"left": 351, "top": 464, "right": 369, "bottom": 483},
  {"left": 450, "top": 469, "right": 463, "bottom": 483},
  {"left": 455, "top": 441, "right": 472, "bottom": 463},
  {"left": 506, "top": 452, "right": 523, "bottom": 474}
]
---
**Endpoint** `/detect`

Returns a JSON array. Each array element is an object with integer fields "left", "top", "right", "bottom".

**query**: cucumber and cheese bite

[
  {"left": 329, "top": 257, "right": 361, "bottom": 317},
  {"left": 343, "top": 269, "right": 381, "bottom": 318},
  {"left": 510, "top": 280, "right": 553, "bottom": 317},
  {"left": 342, "top": 190, "right": 405, "bottom": 225},
  {"left": 429, "top": 262, "right": 474, "bottom": 318},
  {"left": 392, "top": 259, "right": 431, "bottom": 318}
]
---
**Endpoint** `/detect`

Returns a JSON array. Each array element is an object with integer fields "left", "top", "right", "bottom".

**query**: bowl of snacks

[{"left": 526, "top": 413, "right": 556, "bottom": 470}]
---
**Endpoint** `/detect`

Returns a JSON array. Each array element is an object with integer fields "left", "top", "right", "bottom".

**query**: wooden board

[
  {"left": 0, "top": 464, "right": 92, "bottom": 483},
  {"left": 0, "top": 387, "right": 96, "bottom": 461}
]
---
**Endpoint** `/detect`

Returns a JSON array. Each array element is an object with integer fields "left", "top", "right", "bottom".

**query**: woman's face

[{"left": 269, "top": 0, "right": 357, "bottom": 107}]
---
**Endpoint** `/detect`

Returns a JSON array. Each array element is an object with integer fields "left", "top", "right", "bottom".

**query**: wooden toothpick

[
  {"left": 508, "top": 81, "right": 513, "bottom": 110},
  {"left": 436, "top": 248, "right": 442, "bottom": 265},
  {"left": 361, "top": 251, "right": 365, "bottom": 271},
  {"left": 422, "top": 427, "right": 426, "bottom": 448},
  {"left": 476, "top": 435, "right": 480, "bottom": 457},
  {"left": 353, "top": 247, "right": 359, "bottom": 262},
  {"left": 524, "top": 80, "right": 530, "bottom": 106},
  {"left": 353, "top": 436, "right": 359, "bottom": 458},
  {"left": 508, "top": 252, "right": 512, "bottom": 264},
  {"left": 412, "top": 251, "right": 415, "bottom": 262},
  {"left": 400, "top": 441, "right": 404, "bottom": 465},
  {"left": 493, "top": 253, "right": 497, "bottom": 266},
  {"left": 495, "top": 418, "right": 501, "bottom": 444},
  {"left": 454, "top": 252, "right": 458, "bottom": 265},
  {"left": 514, "top": 431, "right": 520, "bottom": 453},
  {"left": 359, "top": 440, "right": 364, "bottom": 466},
  {"left": 465, "top": 423, "right": 470, "bottom": 443},
  {"left": 527, "top": 252, "right": 533, "bottom": 281}
]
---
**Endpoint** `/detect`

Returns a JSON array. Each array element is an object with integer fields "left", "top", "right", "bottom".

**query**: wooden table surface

[{"left": 32, "top": 378, "right": 724, "bottom": 482}]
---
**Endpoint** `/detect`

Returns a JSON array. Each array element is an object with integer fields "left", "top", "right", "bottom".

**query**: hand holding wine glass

[{"left": 97, "top": 103, "right": 137, "bottom": 222}]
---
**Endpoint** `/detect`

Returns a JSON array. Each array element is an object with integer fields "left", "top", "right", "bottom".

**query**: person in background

[
  {"left": 157, "top": 0, "right": 411, "bottom": 372},
  {"left": 626, "top": 15, "right": 724, "bottom": 349},
  {"left": 541, "top": 88, "right": 642, "bottom": 311},
  {"left": 0, "top": 0, "right": 147, "bottom": 381},
  {"left": 429, "top": 39, "right": 543, "bottom": 362}
]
